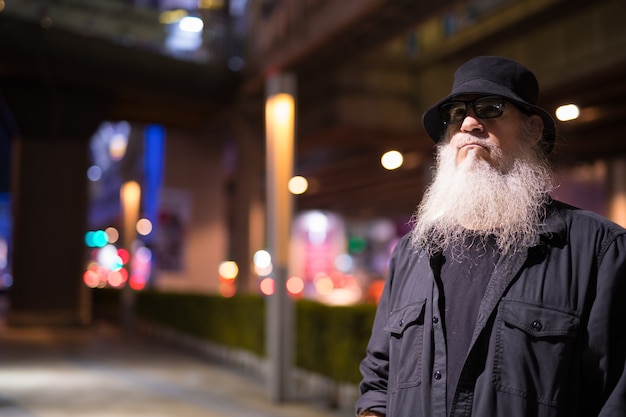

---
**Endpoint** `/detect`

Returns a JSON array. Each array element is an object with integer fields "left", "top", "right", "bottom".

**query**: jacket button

[
  {"left": 432, "top": 316, "right": 439, "bottom": 324},
  {"left": 434, "top": 371, "right": 442, "bottom": 380},
  {"left": 531, "top": 320, "right": 542, "bottom": 331},
  {"left": 399, "top": 319, "right": 404, "bottom": 327}
]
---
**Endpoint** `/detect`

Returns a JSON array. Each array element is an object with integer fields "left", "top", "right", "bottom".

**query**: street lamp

[
  {"left": 264, "top": 72, "right": 296, "bottom": 402},
  {"left": 120, "top": 180, "right": 140, "bottom": 333}
]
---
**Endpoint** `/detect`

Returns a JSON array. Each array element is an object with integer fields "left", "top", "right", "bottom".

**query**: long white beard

[{"left": 410, "top": 138, "right": 554, "bottom": 256}]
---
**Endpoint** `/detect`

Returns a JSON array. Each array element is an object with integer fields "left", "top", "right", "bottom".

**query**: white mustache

[{"left": 456, "top": 135, "right": 494, "bottom": 150}]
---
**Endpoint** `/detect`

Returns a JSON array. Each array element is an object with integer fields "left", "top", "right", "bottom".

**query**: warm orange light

[
  {"left": 159, "top": 9, "right": 187, "bottom": 24},
  {"left": 286, "top": 276, "right": 304, "bottom": 295},
  {"left": 219, "top": 282, "right": 236, "bottom": 298},
  {"left": 288, "top": 176, "right": 308, "bottom": 195},
  {"left": 314, "top": 273, "right": 334, "bottom": 295},
  {"left": 555, "top": 104, "right": 580, "bottom": 122},
  {"left": 109, "top": 133, "right": 128, "bottom": 161},
  {"left": 381, "top": 150, "right": 403, "bottom": 170},
  {"left": 121, "top": 181, "right": 141, "bottom": 249},
  {"left": 265, "top": 93, "right": 294, "bottom": 266},
  {"left": 219, "top": 261, "right": 239, "bottom": 280},
  {"left": 368, "top": 280, "right": 386, "bottom": 304},
  {"left": 198, "top": 0, "right": 224, "bottom": 9}
]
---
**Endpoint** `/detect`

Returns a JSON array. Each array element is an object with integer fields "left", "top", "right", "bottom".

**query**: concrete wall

[{"left": 154, "top": 129, "right": 228, "bottom": 294}]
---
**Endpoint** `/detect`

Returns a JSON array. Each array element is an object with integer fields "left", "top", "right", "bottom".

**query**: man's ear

[{"left": 528, "top": 114, "right": 544, "bottom": 145}]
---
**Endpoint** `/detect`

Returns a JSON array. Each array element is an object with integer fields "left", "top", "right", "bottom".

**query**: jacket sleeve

[
  {"left": 589, "top": 234, "right": 626, "bottom": 416},
  {"left": 355, "top": 242, "right": 401, "bottom": 416}
]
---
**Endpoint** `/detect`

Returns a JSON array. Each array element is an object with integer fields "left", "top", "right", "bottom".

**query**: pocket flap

[
  {"left": 383, "top": 300, "right": 426, "bottom": 335},
  {"left": 500, "top": 300, "right": 579, "bottom": 337}
]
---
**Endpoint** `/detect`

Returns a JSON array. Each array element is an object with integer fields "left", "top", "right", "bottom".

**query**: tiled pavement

[{"left": 0, "top": 320, "right": 355, "bottom": 417}]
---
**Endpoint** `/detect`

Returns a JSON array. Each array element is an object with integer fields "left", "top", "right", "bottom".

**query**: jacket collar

[{"left": 537, "top": 198, "right": 568, "bottom": 247}]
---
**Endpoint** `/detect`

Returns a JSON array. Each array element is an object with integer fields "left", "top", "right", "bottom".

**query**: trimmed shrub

[{"left": 92, "top": 288, "right": 376, "bottom": 384}]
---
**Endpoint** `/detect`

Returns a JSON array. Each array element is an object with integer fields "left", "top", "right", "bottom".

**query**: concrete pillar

[
  {"left": 230, "top": 110, "right": 265, "bottom": 293},
  {"left": 264, "top": 72, "right": 296, "bottom": 402},
  {"left": 2, "top": 83, "right": 107, "bottom": 326}
]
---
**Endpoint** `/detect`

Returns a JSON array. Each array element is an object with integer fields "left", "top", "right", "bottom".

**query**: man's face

[
  {"left": 442, "top": 95, "right": 539, "bottom": 172},
  {"left": 410, "top": 95, "right": 552, "bottom": 254}
]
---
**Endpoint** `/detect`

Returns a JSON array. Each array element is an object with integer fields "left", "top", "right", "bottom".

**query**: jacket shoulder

[
  {"left": 551, "top": 199, "right": 626, "bottom": 234},
  {"left": 549, "top": 200, "right": 626, "bottom": 262}
]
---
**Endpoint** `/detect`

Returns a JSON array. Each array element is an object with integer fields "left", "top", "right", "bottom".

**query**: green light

[
  {"left": 84, "top": 231, "right": 95, "bottom": 247},
  {"left": 348, "top": 236, "right": 367, "bottom": 254},
  {"left": 92, "top": 230, "right": 109, "bottom": 248}
]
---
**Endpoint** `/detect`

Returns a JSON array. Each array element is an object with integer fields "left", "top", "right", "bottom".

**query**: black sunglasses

[{"left": 439, "top": 96, "right": 506, "bottom": 126}]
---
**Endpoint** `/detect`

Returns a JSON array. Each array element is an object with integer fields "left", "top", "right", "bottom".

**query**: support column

[
  {"left": 230, "top": 109, "right": 265, "bottom": 293},
  {"left": 265, "top": 72, "right": 296, "bottom": 402},
  {"left": 3, "top": 82, "right": 107, "bottom": 326}
]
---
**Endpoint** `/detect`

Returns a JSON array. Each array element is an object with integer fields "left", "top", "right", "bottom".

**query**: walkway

[{"left": 0, "top": 321, "right": 355, "bottom": 417}]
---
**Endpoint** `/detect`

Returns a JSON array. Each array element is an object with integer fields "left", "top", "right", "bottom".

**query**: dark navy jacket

[{"left": 356, "top": 200, "right": 626, "bottom": 417}]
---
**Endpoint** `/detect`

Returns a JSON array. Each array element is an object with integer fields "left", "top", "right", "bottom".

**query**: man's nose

[{"left": 460, "top": 108, "right": 484, "bottom": 132}]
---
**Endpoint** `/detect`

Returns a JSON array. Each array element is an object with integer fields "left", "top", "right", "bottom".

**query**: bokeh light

[
  {"left": 314, "top": 272, "right": 334, "bottom": 295},
  {"left": 83, "top": 269, "right": 100, "bottom": 288},
  {"left": 381, "top": 150, "right": 403, "bottom": 170},
  {"left": 93, "top": 230, "right": 109, "bottom": 247},
  {"left": 107, "top": 269, "right": 127, "bottom": 287},
  {"left": 136, "top": 218, "right": 153, "bottom": 236},
  {"left": 105, "top": 227, "right": 119, "bottom": 244},
  {"left": 109, "top": 133, "right": 128, "bottom": 161},
  {"left": 159, "top": 9, "right": 188, "bottom": 24},
  {"left": 555, "top": 104, "right": 580, "bottom": 121},
  {"left": 219, "top": 261, "right": 239, "bottom": 281},
  {"left": 131, "top": 245, "right": 152, "bottom": 289},
  {"left": 87, "top": 165, "right": 102, "bottom": 181},
  {"left": 85, "top": 237, "right": 153, "bottom": 290},
  {"left": 1, "top": 274, "right": 12, "bottom": 289},
  {"left": 97, "top": 244, "right": 122, "bottom": 271},
  {"left": 334, "top": 253, "right": 354, "bottom": 273},
  {"left": 135, "top": 246, "right": 152, "bottom": 263},
  {"left": 253, "top": 250, "right": 271, "bottom": 268},
  {"left": 179, "top": 16, "right": 204, "bottom": 32},
  {"left": 85, "top": 230, "right": 109, "bottom": 248},
  {"left": 219, "top": 282, "right": 236, "bottom": 297},
  {"left": 253, "top": 250, "right": 273, "bottom": 276},
  {"left": 259, "top": 277, "right": 275, "bottom": 295},
  {"left": 117, "top": 248, "right": 130, "bottom": 265},
  {"left": 305, "top": 211, "right": 328, "bottom": 245},
  {"left": 288, "top": 176, "right": 308, "bottom": 195},
  {"left": 253, "top": 262, "right": 273, "bottom": 276},
  {"left": 129, "top": 274, "right": 146, "bottom": 290},
  {"left": 286, "top": 276, "right": 304, "bottom": 296}
]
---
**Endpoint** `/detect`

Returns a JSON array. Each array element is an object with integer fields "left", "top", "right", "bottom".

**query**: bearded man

[{"left": 356, "top": 56, "right": 626, "bottom": 417}]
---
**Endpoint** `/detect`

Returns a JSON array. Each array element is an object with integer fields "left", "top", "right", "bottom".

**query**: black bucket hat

[{"left": 422, "top": 56, "right": 556, "bottom": 153}]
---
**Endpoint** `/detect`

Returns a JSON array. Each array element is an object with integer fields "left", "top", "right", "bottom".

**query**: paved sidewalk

[{"left": 0, "top": 321, "right": 355, "bottom": 417}]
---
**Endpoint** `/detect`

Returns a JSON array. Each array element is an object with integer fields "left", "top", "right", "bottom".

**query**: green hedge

[
  {"left": 92, "top": 289, "right": 377, "bottom": 384},
  {"left": 137, "top": 291, "right": 267, "bottom": 355},
  {"left": 296, "top": 299, "right": 375, "bottom": 383}
]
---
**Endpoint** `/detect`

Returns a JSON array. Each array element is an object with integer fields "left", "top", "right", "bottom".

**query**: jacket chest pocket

[
  {"left": 383, "top": 300, "right": 426, "bottom": 390},
  {"left": 494, "top": 299, "right": 580, "bottom": 407}
]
